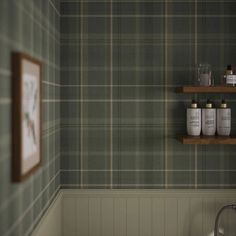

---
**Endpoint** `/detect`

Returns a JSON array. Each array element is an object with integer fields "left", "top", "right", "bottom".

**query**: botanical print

[{"left": 22, "top": 73, "right": 39, "bottom": 160}]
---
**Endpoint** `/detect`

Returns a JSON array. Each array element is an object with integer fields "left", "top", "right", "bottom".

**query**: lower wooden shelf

[{"left": 177, "top": 134, "right": 236, "bottom": 145}]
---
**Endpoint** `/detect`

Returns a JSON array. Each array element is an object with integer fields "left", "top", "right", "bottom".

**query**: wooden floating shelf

[
  {"left": 177, "top": 135, "right": 236, "bottom": 145},
  {"left": 175, "top": 86, "right": 236, "bottom": 93}
]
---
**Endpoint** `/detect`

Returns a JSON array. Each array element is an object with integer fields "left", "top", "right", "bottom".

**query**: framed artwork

[{"left": 12, "top": 52, "right": 42, "bottom": 182}]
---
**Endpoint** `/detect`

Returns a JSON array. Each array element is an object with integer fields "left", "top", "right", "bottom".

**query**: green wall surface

[
  {"left": 0, "top": 0, "right": 60, "bottom": 235},
  {"left": 60, "top": 0, "right": 236, "bottom": 189},
  {"left": 1, "top": 1, "right": 236, "bottom": 235}
]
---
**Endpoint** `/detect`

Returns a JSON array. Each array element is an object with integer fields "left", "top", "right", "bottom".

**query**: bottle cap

[
  {"left": 206, "top": 99, "right": 212, "bottom": 108},
  {"left": 226, "top": 65, "right": 233, "bottom": 75},
  {"left": 220, "top": 99, "right": 227, "bottom": 108},
  {"left": 191, "top": 99, "right": 198, "bottom": 108}
]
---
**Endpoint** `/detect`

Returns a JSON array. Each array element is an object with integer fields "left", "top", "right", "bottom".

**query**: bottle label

[
  {"left": 226, "top": 75, "right": 236, "bottom": 85},
  {"left": 202, "top": 109, "right": 216, "bottom": 135},
  {"left": 187, "top": 109, "right": 201, "bottom": 136},
  {"left": 217, "top": 109, "right": 231, "bottom": 136}
]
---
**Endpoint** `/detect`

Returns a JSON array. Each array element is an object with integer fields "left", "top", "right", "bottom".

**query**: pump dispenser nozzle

[{"left": 206, "top": 99, "right": 213, "bottom": 108}]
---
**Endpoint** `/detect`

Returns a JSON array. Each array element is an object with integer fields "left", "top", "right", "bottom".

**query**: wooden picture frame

[{"left": 12, "top": 52, "right": 42, "bottom": 182}]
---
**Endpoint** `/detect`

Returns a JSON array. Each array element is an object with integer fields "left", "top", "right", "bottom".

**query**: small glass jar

[{"left": 197, "top": 64, "right": 212, "bottom": 86}]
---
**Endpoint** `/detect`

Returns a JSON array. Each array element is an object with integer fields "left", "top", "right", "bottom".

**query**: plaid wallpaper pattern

[
  {"left": 0, "top": 0, "right": 60, "bottom": 235},
  {"left": 61, "top": 0, "right": 236, "bottom": 189}
]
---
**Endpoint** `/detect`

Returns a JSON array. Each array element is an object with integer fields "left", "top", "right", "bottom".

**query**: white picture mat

[{"left": 21, "top": 59, "right": 40, "bottom": 175}]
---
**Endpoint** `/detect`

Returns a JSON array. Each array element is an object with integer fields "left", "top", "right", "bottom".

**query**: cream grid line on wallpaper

[
  {"left": 109, "top": 0, "right": 114, "bottom": 189},
  {"left": 164, "top": 0, "right": 168, "bottom": 188},
  {"left": 80, "top": 0, "right": 84, "bottom": 188}
]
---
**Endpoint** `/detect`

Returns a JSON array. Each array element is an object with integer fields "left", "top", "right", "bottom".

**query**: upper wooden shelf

[
  {"left": 177, "top": 134, "right": 236, "bottom": 145},
  {"left": 175, "top": 86, "right": 236, "bottom": 93}
]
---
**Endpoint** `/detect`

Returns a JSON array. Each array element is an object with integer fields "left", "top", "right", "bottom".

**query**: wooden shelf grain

[
  {"left": 175, "top": 86, "right": 236, "bottom": 93},
  {"left": 177, "top": 135, "right": 236, "bottom": 145}
]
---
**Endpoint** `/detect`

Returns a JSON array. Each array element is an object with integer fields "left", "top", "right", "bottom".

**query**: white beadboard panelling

[
  {"left": 152, "top": 198, "right": 165, "bottom": 236},
  {"left": 32, "top": 192, "right": 62, "bottom": 236},
  {"left": 61, "top": 190, "right": 236, "bottom": 236},
  {"left": 63, "top": 197, "right": 76, "bottom": 236},
  {"left": 226, "top": 198, "right": 236, "bottom": 235},
  {"left": 139, "top": 198, "right": 152, "bottom": 236},
  {"left": 190, "top": 198, "right": 203, "bottom": 236},
  {"left": 203, "top": 198, "right": 216, "bottom": 236},
  {"left": 76, "top": 198, "right": 89, "bottom": 236},
  {"left": 177, "top": 198, "right": 190, "bottom": 236},
  {"left": 89, "top": 198, "right": 101, "bottom": 236},
  {"left": 114, "top": 198, "right": 126, "bottom": 236},
  {"left": 127, "top": 198, "right": 139, "bottom": 236},
  {"left": 101, "top": 198, "right": 114, "bottom": 236},
  {"left": 31, "top": 190, "right": 236, "bottom": 236},
  {"left": 215, "top": 198, "right": 228, "bottom": 235},
  {"left": 165, "top": 198, "right": 178, "bottom": 236}
]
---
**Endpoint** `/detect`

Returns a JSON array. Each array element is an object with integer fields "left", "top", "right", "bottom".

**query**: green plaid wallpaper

[
  {"left": 2, "top": 1, "right": 236, "bottom": 235},
  {"left": 60, "top": 0, "right": 236, "bottom": 189},
  {"left": 0, "top": 0, "right": 60, "bottom": 235}
]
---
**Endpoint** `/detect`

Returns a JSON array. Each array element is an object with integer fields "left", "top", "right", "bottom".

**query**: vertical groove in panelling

[
  {"left": 126, "top": 199, "right": 127, "bottom": 236},
  {"left": 177, "top": 199, "right": 179, "bottom": 236},
  {"left": 100, "top": 198, "right": 102, "bottom": 236},
  {"left": 63, "top": 197, "right": 76, "bottom": 236},
  {"left": 190, "top": 198, "right": 203, "bottom": 236},
  {"left": 89, "top": 198, "right": 101, "bottom": 236},
  {"left": 215, "top": 197, "right": 227, "bottom": 235},
  {"left": 177, "top": 198, "right": 190, "bottom": 236},
  {"left": 165, "top": 198, "right": 178, "bottom": 236},
  {"left": 101, "top": 198, "right": 114, "bottom": 236},
  {"left": 151, "top": 198, "right": 153, "bottom": 236},
  {"left": 75, "top": 197, "right": 77, "bottom": 236},
  {"left": 203, "top": 198, "right": 216, "bottom": 236},
  {"left": 113, "top": 199, "right": 115, "bottom": 236},
  {"left": 139, "top": 198, "right": 152, "bottom": 236},
  {"left": 152, "top": 198, "right": 165, "bottom": 236},
  {"left": 126, "top": 198, "right": 139, "bottom": 236},
  {"left": 76, "top": 198, "right": 89, "bottom": 236},
  {"left": 138, "top": 198, "right": 140, "bottom": 236},
  {"left": 164, "top": 198, "right": 166, "bottom": 236},
  {"left": 114, "top": 198, "right": 126, "bottom": 236}
]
